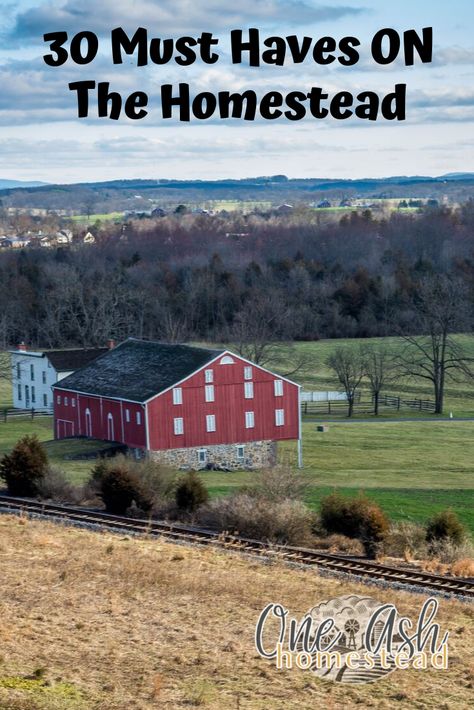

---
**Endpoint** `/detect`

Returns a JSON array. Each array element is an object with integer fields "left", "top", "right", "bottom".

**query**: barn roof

[
  {"left": 54, "top": 339, "right": 224, "bottom": 402},
  {"left": 47, "top": 348, "right": 108, "bottom": 372}
]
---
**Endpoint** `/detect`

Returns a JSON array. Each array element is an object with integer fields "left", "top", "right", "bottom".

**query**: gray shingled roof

[
  {"left": 54, "top": 339, "right": 224, "bottom": 402},
  {"left": 47, "top": 348, "right": 108, "bottom": 372}
]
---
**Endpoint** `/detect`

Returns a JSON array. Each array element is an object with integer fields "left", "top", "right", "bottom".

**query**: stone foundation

[{"left": 149, "top": 440, "right": 277, "bottom": 470}]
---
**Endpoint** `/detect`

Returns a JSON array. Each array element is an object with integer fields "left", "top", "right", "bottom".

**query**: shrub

[
  {"left": 0, "top": 435, "right": 48, "bottom": 496},
  {"left": 385, "top": 522, "right": 428, "bottom": 560},
  {"left": 175, "top": 471, "right": 209, "bottom": 514},
  {"left": 255, "top": 465, "right": 309, "bottom": 503},
  {"left": 198, "top": 494, "right": 315, "bottom": 546},
  {"left": 36, "top": 466, "right": 78, "bottom": 503},
  {"left": 320, "top": 493, "right": 389, "bottom": 558},
  {"left": 98, "top": 462, "right": 153, "bottom": 515},
  {"left": 426, "top": 509, "right": 466, "bottom": 546}
]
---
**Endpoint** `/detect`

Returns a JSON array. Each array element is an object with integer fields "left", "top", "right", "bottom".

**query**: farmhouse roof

[
  {"left": 47, "top": 348, "right": 108, "bottom": 372},
  {"left": 54, "top": 339, "right": 224, "bottom": 402}
]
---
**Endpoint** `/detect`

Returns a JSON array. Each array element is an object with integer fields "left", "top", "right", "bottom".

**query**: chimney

[
  {"left": 107, "top": 339, "right": 116, "bottom": 350},
  {"left": 17, "top": 342, "right": 27, "bottom": 352}
]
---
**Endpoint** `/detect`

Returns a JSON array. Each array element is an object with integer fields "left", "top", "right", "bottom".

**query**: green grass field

[
  {"left": 70, "top": 212, "right": 124, "bottom": 223},
  {"left": 1, "top": 416, "right": 473, "bottom": 533}
]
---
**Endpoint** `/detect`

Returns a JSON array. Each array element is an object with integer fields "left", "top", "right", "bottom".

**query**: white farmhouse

[{"left": 10, "top": 344, "right": 107, "bottom": 411}]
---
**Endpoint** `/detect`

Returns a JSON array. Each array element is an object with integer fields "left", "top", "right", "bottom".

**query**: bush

[
  {"left": 198, "top": 494, "right": 315, "bottom": 546},
  {"left": 36, "top": 466, "right": 78, "bottom": 503},
  {"left": 97, "top": 461, "right": 153, "bottom": 515},
  {"left": 87, "top": 455, "right": 175, "bottom": 514},
  {"left": 175, "top": 471, "right": 209, "bottom": 514},
  {"left": 255, "top": 465, "right": 309, "bottom": 503},
  {"left": 385, "top": 522, "right": 428, "bottom": 560},
  {"left": 426, "top": 509, "right": 466, "bottom": 546},
  {"left": 320, "top": 493, "right": 389, "bottom": 559},
  {"left": 0, "top": 435, "right": 48, "bottom": 496}
]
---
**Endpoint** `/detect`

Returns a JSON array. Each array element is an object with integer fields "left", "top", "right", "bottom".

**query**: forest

[{"left": 1, "top": 202, "right": 474, "bottom": 350}]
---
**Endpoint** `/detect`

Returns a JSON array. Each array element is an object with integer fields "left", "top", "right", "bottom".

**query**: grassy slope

[{"left": 0, "top": 516, "right": 472, "bottom": 709}]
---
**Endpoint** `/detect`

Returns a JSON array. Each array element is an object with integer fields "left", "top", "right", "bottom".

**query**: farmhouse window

[
  {"left": 206, "top": 414, "right": 216, "bottom": 432},
  {"left": 244, "top": 382, "right": 254, "bottom": 399},
  {"left": 65, "top": 396, "right": 68, "bottom": 406},
  {"left": 30, "top": 364, "right": 34, "bottom": 381},
  {"left": 18, "top": 384, "right": 22, "bottom": 400},
  {"left": 237, "top": 445, "right": 245, "bottom": 462},
  {"left": 205, "top": 369, "right": 214, "bottom": 383},
  {"left": 275, "top": 409, "right": 285, "bottom": 426},
  {"left": 244, "top": 366, "right": 253, "bottom": 380},
  {"left": 72, "top": 398, "right": 76, "bottom": 408},
  {"left": 57, "top": 395, "right": 61, "bottom": 404},
  {"left": 173, "top": 387, "right": 183, "bottom": 405},
  {"left": 125, "top": 409, "right": 130, "bottom": 423},
  {"left": 42, "top": 371, "right": 47, "bottom": 385},
  {"left": 245, "top": 411, "right": 255, "bottom": 429},
  {"left": 198, "top": 449, "right": 207, "bottom": 464},
  {"left": 220, "top": 356, "right": 234, "bottom": 364},
  {"left": 16, "top": 363, "right": 21, "bottom": 379},
  {"left": 274, "top": 380, "right": 284, "bottom": 397},
  {"left": 136, "top": 411, "right": 142, "bottom": 425},
  {"left": 43, "top": 394, "right": 47, "bottom": 407},
  {"left": 31, "top": 387, "right": 36, "bottom": 404},
  {"left": 205, "top": 384, "right": 215, "bottom": 402},
  {"left": 174, "top": 417, "right": 184, "bottom": 435}
]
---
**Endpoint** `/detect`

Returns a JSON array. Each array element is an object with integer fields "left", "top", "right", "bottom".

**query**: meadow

[
  {"left": 1, "top": 516, "right": 472, "bottom": 709},
  {"left": 1, "top": 336, "right": 473, "bottom": 532}
]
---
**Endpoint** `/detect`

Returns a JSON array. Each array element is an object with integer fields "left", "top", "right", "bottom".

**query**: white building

[{"left": 10, "top": 344, "right": 107, "bottom": 411}]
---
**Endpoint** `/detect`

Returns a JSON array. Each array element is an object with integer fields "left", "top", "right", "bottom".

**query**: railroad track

[{"left": 0, "top": 494, "right": 472, "bottom": 599}]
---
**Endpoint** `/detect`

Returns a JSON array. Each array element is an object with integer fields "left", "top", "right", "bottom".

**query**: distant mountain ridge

[{"left": 0, "top": 179, "right": 48, "bottom": 189}]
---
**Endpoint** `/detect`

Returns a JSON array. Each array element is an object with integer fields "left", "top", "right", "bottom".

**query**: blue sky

[{"left": 0, "top": 0, "right": 473, "bottom": 182}]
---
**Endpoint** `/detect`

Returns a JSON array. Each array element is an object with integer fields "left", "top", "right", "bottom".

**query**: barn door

[
  {"left": 85, "top": 409, "right": 92, "bottom": 438},
  {"left": 107, "top": 413, "right": 115, "bottom": 441}
]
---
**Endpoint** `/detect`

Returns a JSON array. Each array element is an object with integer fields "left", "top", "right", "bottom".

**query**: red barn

[{"left": 52, "top": 339, "right": 302, "bottom": 469}]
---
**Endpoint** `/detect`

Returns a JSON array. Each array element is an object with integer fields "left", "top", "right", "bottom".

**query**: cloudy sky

[{"left": 0, "top": 0, "right": 473, "bottom": 182}]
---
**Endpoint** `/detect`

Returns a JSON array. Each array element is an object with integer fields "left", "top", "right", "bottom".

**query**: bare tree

[
  {"left": 361, "top": 344, "right": 397, "bottom": 415},
  {"left": 327, "top": 346, "right": 365, "bottom": 417},
  {"left": 397, "top": 276, "right": 474, "bottom": 414}
]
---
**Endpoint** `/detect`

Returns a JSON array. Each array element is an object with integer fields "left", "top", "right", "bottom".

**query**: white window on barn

[
  {"left": 198, "top": 449, "right": 207, "bottom": 464},
  {"left": 42, "top": 371, "right": 47, "bottom": 385},
  {"left": 18, "top": 384, "right": 22, "bottom": 400},
  {"left": 244, "top": 366, "right": 253, "bottom": 380},
  {"left": 174, "top": 417, "right": 184, "bottom": 435},
  {"left": 205, "top": 369, "right": 214, "bottom": 383},
  {"left": 275, "top": 409, "right": 285, "bottom": 427},
  {"left": 43, "top": 394, "right": 47, "bottom": 407},
  {"left": 72, "top": 398, "right": 76, "bottom": 408},
  {"left": 220, "top": 356, "right": 234, "bottom": 365},
  {"left": 64, "top": 396, "right": 68, "bottom": 406},
  {"left": 206, "top": 414, "right": 216, "bottom": 432},
  {"left": 136, "top": 411, "right": 142, "bottom": 425},
  {"left": 244, "top": 382, "right": 254, "bottom": 399},
  {"left": 57, "top": 395, "right": 61, "bottom": 405},
  {"left": 205, "top": 384, "right": 215, "bottom": 402},
  {"left": 125, "top": 408, "right": 130, "bottom": 423},
  {"left": 245, "top": 411, "right": 255, "bottom": 429},
  {"left": 173, "top": 387, "right": 183, "bottom": 405},
  {"left": 16, "top": 363, "right": 21, "bottom": 379},
  {"left": 274, "top": 379, "right": 284, "bottom": 397},
  {"left": 30, "top": 364, "right": 35, "bottom": 381},
  {"left": 237, "top": 445, "right": 245, "bottom": 462}
]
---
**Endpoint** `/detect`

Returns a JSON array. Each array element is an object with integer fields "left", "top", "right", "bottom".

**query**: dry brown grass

[{"left": 0, "top": 515, "right": 473, "bottom": 709}]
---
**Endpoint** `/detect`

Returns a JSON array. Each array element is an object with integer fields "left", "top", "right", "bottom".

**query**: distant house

[
  {"left": 317, "top": 200, "right": 332, "bottom": 209},
  {"left": 151, "top": 208, "right": 166, "bottom": 218},
  {"left": 53, "top": 339, "right": 302, "bottom": 469},
  {"left": 10, "top": 344, "right": 108, "bottom": 411},
  {"left": 10, "top": 236, "right": 31, "bottom": 248},
  {"left": 0, "top": 237, "right": 12, "bottom": 249}
]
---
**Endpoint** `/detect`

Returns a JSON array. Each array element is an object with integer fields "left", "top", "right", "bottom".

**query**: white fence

[{"left": 300, "top": 391, "right": 348, "bottom": 402}]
